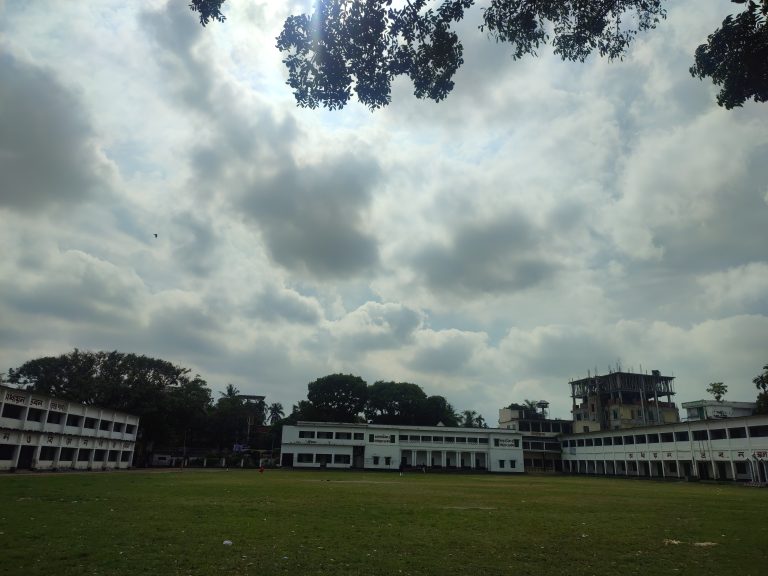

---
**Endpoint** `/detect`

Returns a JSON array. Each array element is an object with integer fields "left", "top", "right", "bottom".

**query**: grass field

[{"left": 1, "top": 469, "right": 767, "bottom": 576}]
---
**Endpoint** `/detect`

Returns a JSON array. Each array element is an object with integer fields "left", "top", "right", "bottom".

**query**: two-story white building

[
  {"left": 0, "top": 385, "right": 139, "bottom": 471},
  {"left": 281, "top": 422, "right": 524, "bottom": 473},
  {"left": 560, "top": 414, "right": 768, "bottom": 482}
]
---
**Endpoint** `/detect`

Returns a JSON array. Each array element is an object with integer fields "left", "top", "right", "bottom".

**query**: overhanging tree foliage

[{"left": 190, "top": 0, "right": 767, "bottom": 110}]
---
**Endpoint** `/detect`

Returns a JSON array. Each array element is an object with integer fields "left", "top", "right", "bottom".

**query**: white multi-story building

[
  {"left": 0, "top": 384, "right": 139, "bottom": 471},
  {"left": 682, "top": 400, "right": 756, "bottom": 421},
  {"left": 282, "top": 422, "right": 524, "bottom": 473},
  {"left": 560, "top": 414, "right": 768, "bottom": 482}
]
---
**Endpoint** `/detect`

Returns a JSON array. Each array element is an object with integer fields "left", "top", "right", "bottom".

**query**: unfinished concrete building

[{"left": 570, "top": 370, "right": 679, "bottom": 433}]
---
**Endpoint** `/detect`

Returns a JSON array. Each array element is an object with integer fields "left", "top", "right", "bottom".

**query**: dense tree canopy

[
  {"left": 7, "top": 349, "right": 213, "bottom": 460},
  {"left": 190, "top": 0, "right": 768, "bottom": 110},
  {"left": 306, "top": 373, "right": 369, "bottom": 422}
]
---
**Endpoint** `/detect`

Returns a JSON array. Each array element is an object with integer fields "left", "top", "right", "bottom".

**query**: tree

[
  {"left": 192, "top": 1, "right": 766, "bottom": 111},
  {"left": 268, "top": 402, "right": 285, "bottom": 425},
  {"left": 419, "top": 395, "right": 459, "bottom": 426},
  {"left": 754, "top": 363, "right": 768, "bottom": 393},
  {"left": 305, "top": 373, "right": 368, "bottom": 422},
  {"left": 458, "top": 409, "right": 486, "bottom": 427},
  {"left": 7, "top": 349, "right": 213, "bottom": 462},
  {"left": 365, "top": 381, "right": 428, "bottom": 424},
  {"left": 706, "top": 382, "right": 728, "bottom": 402},
  {"left": 690, "top": 0, "right": 768, "bottom": 109}
]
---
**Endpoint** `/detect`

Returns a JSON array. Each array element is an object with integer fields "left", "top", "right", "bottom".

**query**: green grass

[{"left": 1, "top": 470, "right": 767, "bottom": 575}]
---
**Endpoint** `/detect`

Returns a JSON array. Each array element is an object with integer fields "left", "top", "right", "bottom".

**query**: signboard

[
  {"left": 4, "top": 391, "right": 27, "bottom": 405},
  {"left": 371, "top": 434, "right": 392, "bottom": 444},
  {"left": 496, "top": 438, "right": 518, "bottom": 448}
]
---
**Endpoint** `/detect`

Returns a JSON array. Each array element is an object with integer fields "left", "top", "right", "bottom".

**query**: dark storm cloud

[
  {"left": 249, "top": 286, "right": 323, "bottom": 325},
  {"left": 0, "top": 51, "right": 111, "bottom": 212},
  {"left": 240, "top": 157, "right": 381, "bottom": 278},
  {"left": 412, "top": 213, "right": 559, "bottom": 295}
]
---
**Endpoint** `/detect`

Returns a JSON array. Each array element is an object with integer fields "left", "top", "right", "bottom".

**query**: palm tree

[
  {"left": 268, "top": 402, "right": 285, "bottom": 425},
  {"left": 754, "top": 364, "right": 768, "bottom": 393},
  {"left": 460, "top": 410, "right": 477, "bottom": 428}
]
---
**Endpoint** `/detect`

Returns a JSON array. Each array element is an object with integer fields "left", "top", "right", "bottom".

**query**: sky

[{"left": 1, "top": 0, "right": 767, "bottom": 423}]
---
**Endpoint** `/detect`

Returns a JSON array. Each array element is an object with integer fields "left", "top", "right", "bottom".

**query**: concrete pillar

[
  {"left": 31, "top": 444, "right": 41, "bottom": 470},
  {"left": 470, "top": 451, "right": 475, "bottom": 469},
  {"left": 53, "top": 446, "right": 62, "bottom": 469}
]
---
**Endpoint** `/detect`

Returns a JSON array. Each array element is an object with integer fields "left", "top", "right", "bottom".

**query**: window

[
  {"left": 78, "top": 450, "right": 91, "bottom": 462},
  {"left": 647, "top": 434, "right": 659, "bottom": 443},
  {"left": 478, "top": 438, "right": 488, "bottom": 444},
  {"left": 315, "top": 454, "right": 332, "bottom": 464},
  {"left": 613, "top": 436, "right": 623, "bottom": 445},
  {"left": 585, "top": 438, "right": 593, "bottom": 447},
  {"left": 333, "top": 454, "right": 351, "bottom": 464},
  {"left": 635, "top": 435, "right": 646, "bottom": 444},
  {"left": 93, "top": 450, "right": 106, "bottom": 462},
  {"left": 373, "top": 456, "right": 380, "bottom": 465},
  {"left": 0, "top": 444, "right": 15, "bottom": 459},
  {"left": 83, "top": 417, "right": 96, "bottom": 429},
  {"left": 561, "top": 441, "right": 569, "bottom": 449},
  {"left": 409, "top": 435, "right": 420, "bottom": 441},
  {"left": 455, "top": 437, "right": 467, "bottom": 443},
  {"left": 692, "top": 430, "right": 708, "bottom": 441},
  {"left": 390, "top": 435, "right": 396, "bottom": 443},
  {"left": 108, "top": 451, "right": 119, "bottom": 462},
  {"left": 421, "top": 436, "right": 432, "bottom": 442},
  {"left": 660, "top": 432, "right": 674, "bottom": 442},
  {"left": 121, "top": 451, "right": 132, "bottom": 462},
  {"left": 39, "top": 447, "right": 57, "bottom": 460},
  {"left": 354, "top": 433, "right": 364, "bottom": 440},
  {"left": 113, "top": 422, "right": 124, "bottom": 433},
  {"left": 530, "top": 441, "right": 544, "bottom": 450},
  {"left": 674, "top": 431, "right": 689, "bottom": 441},
  {"left": 125, "top": 424, "right": 135, "bottom": 434},
  {"left": 494, "top": 439, "right": 500, "bottom": 447},
  {"left": 383, "top": 456, "right": 390, "bottom": 465},
  {"left": 297, "top": 453, "right": 313, "bottom": 463},
  {"left": 577, "top": 439, "right": 585, "bottom": 447},
  {"left": 519, "top": 421, "right": 531, "bottom": 431},
  {"left": 545, "top": 442, "right": 560, "bottom": 451},
  {"left": 594, "top": 438, "right": 603, "bottom": 446},
  {"left": 748, "top": 425, "right": 768, "bottom": 438},
  {"left": 335, "top": 432, "right": 352, "bottom": 440},
  {"left": 1, "top": 404, "right": 23, "bottom": 419},
  {"left": 728, "top": 427, "right": 747, "bottom": 439},
  {"left": 735, "top": 462, "right": 748, "bottom": 474},
  {"left": 604, "top": 436, "right": 613, "bottom": 446},
  {"left": 509, "top": 460, "right": 516, "bottom": 468},
  {"left": 399, "top": 435, "right": 408, "bottom": 442},
  {"left": 66, "top": 414, "right": 82, "bottom": 427},
  {"left": 59, "top": 447, "right": 75, "bottom": 461},
  {"left": 26, "top": 408, "right": 43, "bottom": 422},
  {"left": 98, "top": 420, "right": 111, "bottom": 431},
  {"left": 612, "top": 410, "right": 619, "bottom": 420},
  {"left": 575, "top": 413, "right": 583, "bottom": 421},
  {"left": 47, "top": 411, "right": 63, "bottom": 424},
  {"left": 299, "top": 431, "right": 315, "bottom": 439},
  {"left": 433, "top": 436, "right": 444, "bottom": 443},
  {"left": 709, "top": 428, "right": 727, "bottom": 440},
  {"left": 317, "top": 431, "right": 333, "bottom": 439},
  {"left": 522, "top": 441, "right": 530, "bottom": 450},
  {"left": 498, "top": 460, "right": 505, "bottom": 468},
  {"left": 623, "top": 435, "right": 634, "bottom": 445},
  {"left": 444, "top": 437, "right": 455, "bottom": 443},
  {"left": 468, "top": 437, "right": 478, "bottom": 444}
]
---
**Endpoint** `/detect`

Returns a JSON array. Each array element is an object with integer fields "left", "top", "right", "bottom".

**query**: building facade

[
  {"left": 682, "top": 400, "right": 756, "bottom": 421},
  {"left": 281, "top": 422, "right": 524, "bottom": 473},
  {"left": 570, "top": 370, "right": 679, "bottom": 433},
  {"left": 0, "top": 385, "right": 139, "bottom": 471},
  {"left": 560, "top": 414, "right": 768, "bottom": 482},
  {"left": 498, "top": 407, "right": 572, "bottom": 471}
]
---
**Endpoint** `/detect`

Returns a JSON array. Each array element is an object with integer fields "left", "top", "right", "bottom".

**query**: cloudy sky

[{"left": 1, "top": 0, "right": 767, "bottom": 422}]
